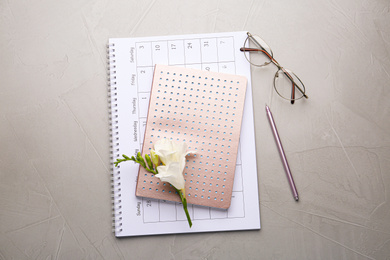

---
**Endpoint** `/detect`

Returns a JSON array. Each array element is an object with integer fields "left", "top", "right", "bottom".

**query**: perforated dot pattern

[{"left": 135, "top": 64, "right": 247, "bottom": 209}]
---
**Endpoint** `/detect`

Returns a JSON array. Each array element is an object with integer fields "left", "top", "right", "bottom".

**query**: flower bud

[
  {"left": 150, "top": 150, "right": 159, "bottom": 166},
  {"left": 145, "top": 154, "right": 153, "bottom": 170}
]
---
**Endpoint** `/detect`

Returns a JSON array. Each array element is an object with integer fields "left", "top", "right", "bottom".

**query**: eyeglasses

[{"left": 240, "top": 32, "right": 308, "bottom": 104}]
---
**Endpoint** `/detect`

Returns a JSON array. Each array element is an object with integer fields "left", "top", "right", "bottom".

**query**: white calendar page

[{"left": 109, "top": 31, "right": 260, "bottom": 237}]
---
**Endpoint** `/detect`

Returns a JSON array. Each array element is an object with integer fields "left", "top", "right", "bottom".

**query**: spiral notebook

[
  {"left": 136, "top": 64, "right": 247, "bottom": 209},
  {"left": 108, "top": 31, "right": 260, "bottom": 237}
]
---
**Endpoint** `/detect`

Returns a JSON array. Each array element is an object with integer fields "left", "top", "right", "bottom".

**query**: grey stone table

[{"left": 1, "top": 0, "right": 389, "bottom": 259}]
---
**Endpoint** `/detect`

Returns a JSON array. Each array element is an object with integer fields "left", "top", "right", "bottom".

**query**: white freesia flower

[
  {"left": 153, "top": 139, "right": 188, "bottom": 164},
  {"left": 155, "top": 162, "right": 185, "bottom": 189},
  {"left": 115, "top": 138, "right": 194, "bottom": 227},
  {"left": 153, "top": 139, "right": 194, "bottom": 190}
]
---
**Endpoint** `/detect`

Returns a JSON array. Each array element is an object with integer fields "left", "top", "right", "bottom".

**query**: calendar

[{"left": 108, "top": 31, "right": 260, "bottom": 236}]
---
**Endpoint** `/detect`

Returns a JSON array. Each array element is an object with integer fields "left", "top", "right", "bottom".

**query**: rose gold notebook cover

[{"left": 136, "top": 64, "right": 247, "bottom": 209}]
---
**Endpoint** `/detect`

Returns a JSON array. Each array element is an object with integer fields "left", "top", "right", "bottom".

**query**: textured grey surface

[{"left": 1, "top": 0, "right": 390, "bottom": 259}]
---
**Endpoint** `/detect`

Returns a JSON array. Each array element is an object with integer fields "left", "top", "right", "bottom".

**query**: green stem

[
  {"left": 115, "top": 154, "right": 158, "bottom": 174},
  {"left": 177, "top": 188, "right": 192, "bottom": 228}
]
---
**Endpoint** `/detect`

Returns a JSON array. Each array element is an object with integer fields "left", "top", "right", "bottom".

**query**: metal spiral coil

[{"left": 107, "top": 42, "right": 123, "bottom": 234}]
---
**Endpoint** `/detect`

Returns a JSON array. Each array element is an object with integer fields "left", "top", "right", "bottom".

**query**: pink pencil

[{"left": 265, "top": 105, "right": 299, "bottom": 201}]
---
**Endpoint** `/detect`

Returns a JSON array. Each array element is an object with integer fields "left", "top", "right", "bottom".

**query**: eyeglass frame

[{"left": 240, "top": 32, "right": 308, "bottom": 104}]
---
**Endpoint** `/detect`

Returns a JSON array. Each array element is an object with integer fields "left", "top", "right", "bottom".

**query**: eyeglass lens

[
  {"left": 243, "top": 35, "right": 273, "bottom": 67},
  {"left": 274, "top": 69, "right": 306, "bottom": 101}
]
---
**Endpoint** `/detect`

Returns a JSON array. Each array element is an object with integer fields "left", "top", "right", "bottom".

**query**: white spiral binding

[{"left": 107, "top": 43, "right": 122, "bottom": 234}]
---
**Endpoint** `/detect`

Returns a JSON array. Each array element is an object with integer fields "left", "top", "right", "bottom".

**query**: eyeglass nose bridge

[{"left": 271, "top": 59, "right": 282, "bottom": 70}]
